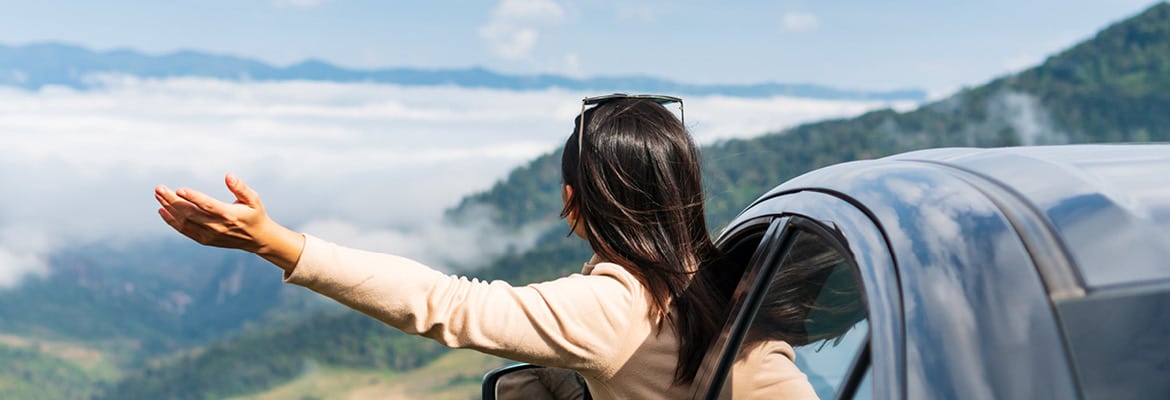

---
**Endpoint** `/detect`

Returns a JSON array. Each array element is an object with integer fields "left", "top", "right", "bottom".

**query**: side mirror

[{"left": 482, "top": 363, "right": 592, "bottom": 400}]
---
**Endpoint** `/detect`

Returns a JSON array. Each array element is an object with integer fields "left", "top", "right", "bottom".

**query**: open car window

[
  {"left": 765, "top": 227, "right": 867, "bottom": 399},
  {"left": 696, "top": 217, "right": 870, "bottom": 400}
]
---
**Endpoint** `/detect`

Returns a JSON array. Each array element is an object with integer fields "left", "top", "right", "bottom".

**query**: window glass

[
  {"left": 795, "top": 320, "right": 867, "bottom": 399},
  {"left": 726, "top": 228, "right": 869, "bottom": 399},
  {"left": 852, "top": 368, "right": 873, "bottom": 400}
]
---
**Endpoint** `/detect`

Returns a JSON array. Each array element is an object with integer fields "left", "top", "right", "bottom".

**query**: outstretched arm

[
  {"left": 154, "top": 173, "right": 305, "bottom": 272},
  {"left": 153, "top": 174, "right": 642, "bottom": 376}
]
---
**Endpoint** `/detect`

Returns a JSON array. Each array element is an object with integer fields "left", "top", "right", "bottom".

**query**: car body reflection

[{"left": 485, "top": 144, "right": 1170, "bottom": 400}]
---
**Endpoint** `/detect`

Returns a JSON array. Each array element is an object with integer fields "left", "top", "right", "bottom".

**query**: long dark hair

[
  {"left": 560, "top": 98, "right": 729, "bottom": 384},
  {"left": 744, "top": 231, "right": 866, "bottom": 349}
]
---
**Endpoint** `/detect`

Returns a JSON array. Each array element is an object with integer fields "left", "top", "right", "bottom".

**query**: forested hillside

[
  {"left": 90, "top": 3, "right": 1170, "bottom": 399},
  {"left": 101, "top": 312, "right": 448, "bottom": 400},
  {"left": 0, "top": 336, "right": 120, "bottom": 400},
  {"left": 465, "top": 2, "right": 1170, "bottom": 280}
]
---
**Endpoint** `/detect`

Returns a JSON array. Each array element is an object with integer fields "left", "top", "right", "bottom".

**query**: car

[{"left": 483, "top": 144, "right": 1170, "bottom": 400}]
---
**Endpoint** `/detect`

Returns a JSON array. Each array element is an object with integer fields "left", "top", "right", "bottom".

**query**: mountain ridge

[
  {"left": 458, "top": 1, "right": 1170, "bottom": 232},
  {"left": 0, "top": 41, "right": 925, "bottom": 101}
]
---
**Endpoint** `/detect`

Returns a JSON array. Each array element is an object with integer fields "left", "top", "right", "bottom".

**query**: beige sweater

[{"left": 284, "top": 234, "right": 818, "bottom": 399}]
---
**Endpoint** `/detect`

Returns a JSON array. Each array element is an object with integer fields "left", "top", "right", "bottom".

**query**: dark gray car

[{"left": 486, "top": 144, "right": 1170, "bottom": 400}]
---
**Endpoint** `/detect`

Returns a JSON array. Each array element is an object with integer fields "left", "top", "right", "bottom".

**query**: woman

[{"left": 154, "top": 95, "right": 817, "bottom": 399}]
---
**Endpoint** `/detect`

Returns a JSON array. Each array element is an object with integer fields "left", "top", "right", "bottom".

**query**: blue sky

[{"left": 0, "top": 0, "right": 1162, "bottom": 94}]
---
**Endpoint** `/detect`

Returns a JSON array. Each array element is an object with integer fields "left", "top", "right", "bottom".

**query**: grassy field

[
  {"left": 0, "top": 334, "right": 121, "bottom": 378},
  {"left": 229, "top": 350, "right": 511, "bottom": 400},
  {"left": 0, "top": 334, "right": 124, "bottom": 399}
]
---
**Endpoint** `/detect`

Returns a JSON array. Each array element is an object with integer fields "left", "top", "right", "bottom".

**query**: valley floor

[{"left": 227, "top": 350, "right": 509, "bottom": 400}]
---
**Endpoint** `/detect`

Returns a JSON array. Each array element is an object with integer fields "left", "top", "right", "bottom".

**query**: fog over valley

[{"left": 0, "top": 76, "right": 915, "bottom": 287}]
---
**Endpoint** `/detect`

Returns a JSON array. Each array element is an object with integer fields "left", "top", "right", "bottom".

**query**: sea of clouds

[{"left": 0, "top": 76, "right": 916, "bottom": 287}]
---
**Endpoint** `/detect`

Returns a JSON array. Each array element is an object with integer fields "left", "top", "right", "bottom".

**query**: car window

[
  {"left": 724, "top": 224, "right": 869, "bottom": 399},
  {"left": 852, "top": 368, "right": 872, "bottom": 400}
]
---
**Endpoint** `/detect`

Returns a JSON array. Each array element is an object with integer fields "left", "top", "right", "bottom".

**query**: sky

[
  {"left": 0, "top": 0, "right": 1162, "bottom": 95},
  {"left": 0, "top": 0, "right": 1164, "bottom": 287}
]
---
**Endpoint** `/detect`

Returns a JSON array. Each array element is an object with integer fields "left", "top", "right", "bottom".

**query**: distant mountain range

[{"left": 0, "top": 42, "right": 926, "bottom": 101}]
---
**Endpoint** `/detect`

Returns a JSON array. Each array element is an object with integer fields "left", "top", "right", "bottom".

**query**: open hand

[{"left": 155, "top": 173, "right": 303, "bottom": 270}]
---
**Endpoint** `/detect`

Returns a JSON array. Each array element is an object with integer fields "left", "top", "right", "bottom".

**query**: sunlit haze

[{"left": 0, "top": 76, "right": 911, "bottom": 285}]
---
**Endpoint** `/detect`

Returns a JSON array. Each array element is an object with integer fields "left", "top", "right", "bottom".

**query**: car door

[{"left": 694, "top": 191, "right": 900, "bottom": 400}]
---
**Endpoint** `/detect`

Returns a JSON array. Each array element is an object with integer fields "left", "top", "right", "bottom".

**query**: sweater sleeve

[
  {"left": 283, "top": 234, "right": 643, "bottom": 377},
  {"left": 728, "top": 341, "right": 819, "bottom": 399}
]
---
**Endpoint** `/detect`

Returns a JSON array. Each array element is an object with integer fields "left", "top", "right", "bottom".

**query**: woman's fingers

[
  {"left": 157, "top": 204, "right": 205, "bottom": 242},
  {"left": 156, "top": 186, "right": 199, "bottom": 221},
  {"left": 226, "top": 173, "right": 262, "bottom": 207},
  {"left": 156, "top": 185, "right": 191, "bottom": 221},
  {"left": 155, "top": 185, "right": 177, "bottom": 208},
  {"left": 175, "top": 186, "right": 228, "bottom": 216},
  {"left": 158, "top": 207, "right": 178, "bottom": 227},
  {"left": 158, "top": 201, "right": 237, "bottom": 246},
  {"left": 156, "top": 185, "right": 219, "bottom": 230},
  {"left": 156, "top": 185, "right": 200, "bottom": 216},
  {"left": 154, "top": 175, "right": 281, "bottom": 253}
]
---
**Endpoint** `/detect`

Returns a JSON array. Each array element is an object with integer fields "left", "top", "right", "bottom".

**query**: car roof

[{"left": 888, "top": 144, "right": 1170, "bottom": 291}]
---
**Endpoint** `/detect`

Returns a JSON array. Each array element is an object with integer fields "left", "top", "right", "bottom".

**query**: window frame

[
  {"left": 696, "top": 190, "right": 900, "bottom": 400},
  {"left": 834, "top": 339, "right": 871, "bottom": 400},
  {"left": 692, "top": 216, "right": 796, "bottom": 399},
  {"left": 787, "top": 216, "right": 870, "bottom": 400}
]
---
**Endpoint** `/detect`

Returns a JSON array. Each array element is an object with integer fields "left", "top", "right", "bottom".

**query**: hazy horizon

[
  {"left": 0, "top": 1, "right": 1159, "bottom": 93},
  {"left": 0, "top": 75, "right": 914, "bottom": 287}
]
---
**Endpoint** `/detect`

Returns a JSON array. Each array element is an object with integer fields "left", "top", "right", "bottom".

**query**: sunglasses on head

[{"left": 577, "top": 93, "right": 684, "bottom": 158}]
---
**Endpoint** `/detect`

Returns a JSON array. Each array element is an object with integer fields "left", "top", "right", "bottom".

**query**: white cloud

[
  {"left": 992, "top": 90, "right": 1068, "bottom": 145},
  {"left": 0, "top": 78, "right": 574, "bottom": 282},
  {"left": 616, "top": 4, "right": 658, "bottom": 22},
  {"left": 480, "top": 25, "right": 540, "bottom": 60},
  {"left": 684, "top": 95, "right": 916, "bottom": 143},
  {"left": 0, "top": 228, "right": 51, "bottom": 289},
  {"left": 781, "top": 12, "right": 820, "bottom": 32},
  {"left": 300, "top": 206, "right": 548, "bottom": 272},
  {"left": 0, "top": 75, "right": 913, "bottom": 285},
  {"left": 563, "top": 52, "right": 583, "bottom": 77},
  {"left": 480, "top": 0, "right": 566, "bottom": 59},
  {"left": 272, "top": 0, "right": 326, "bottom": 8},
  {"left": 492, "top": 0, "right": 565, "bottom": 21}
]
